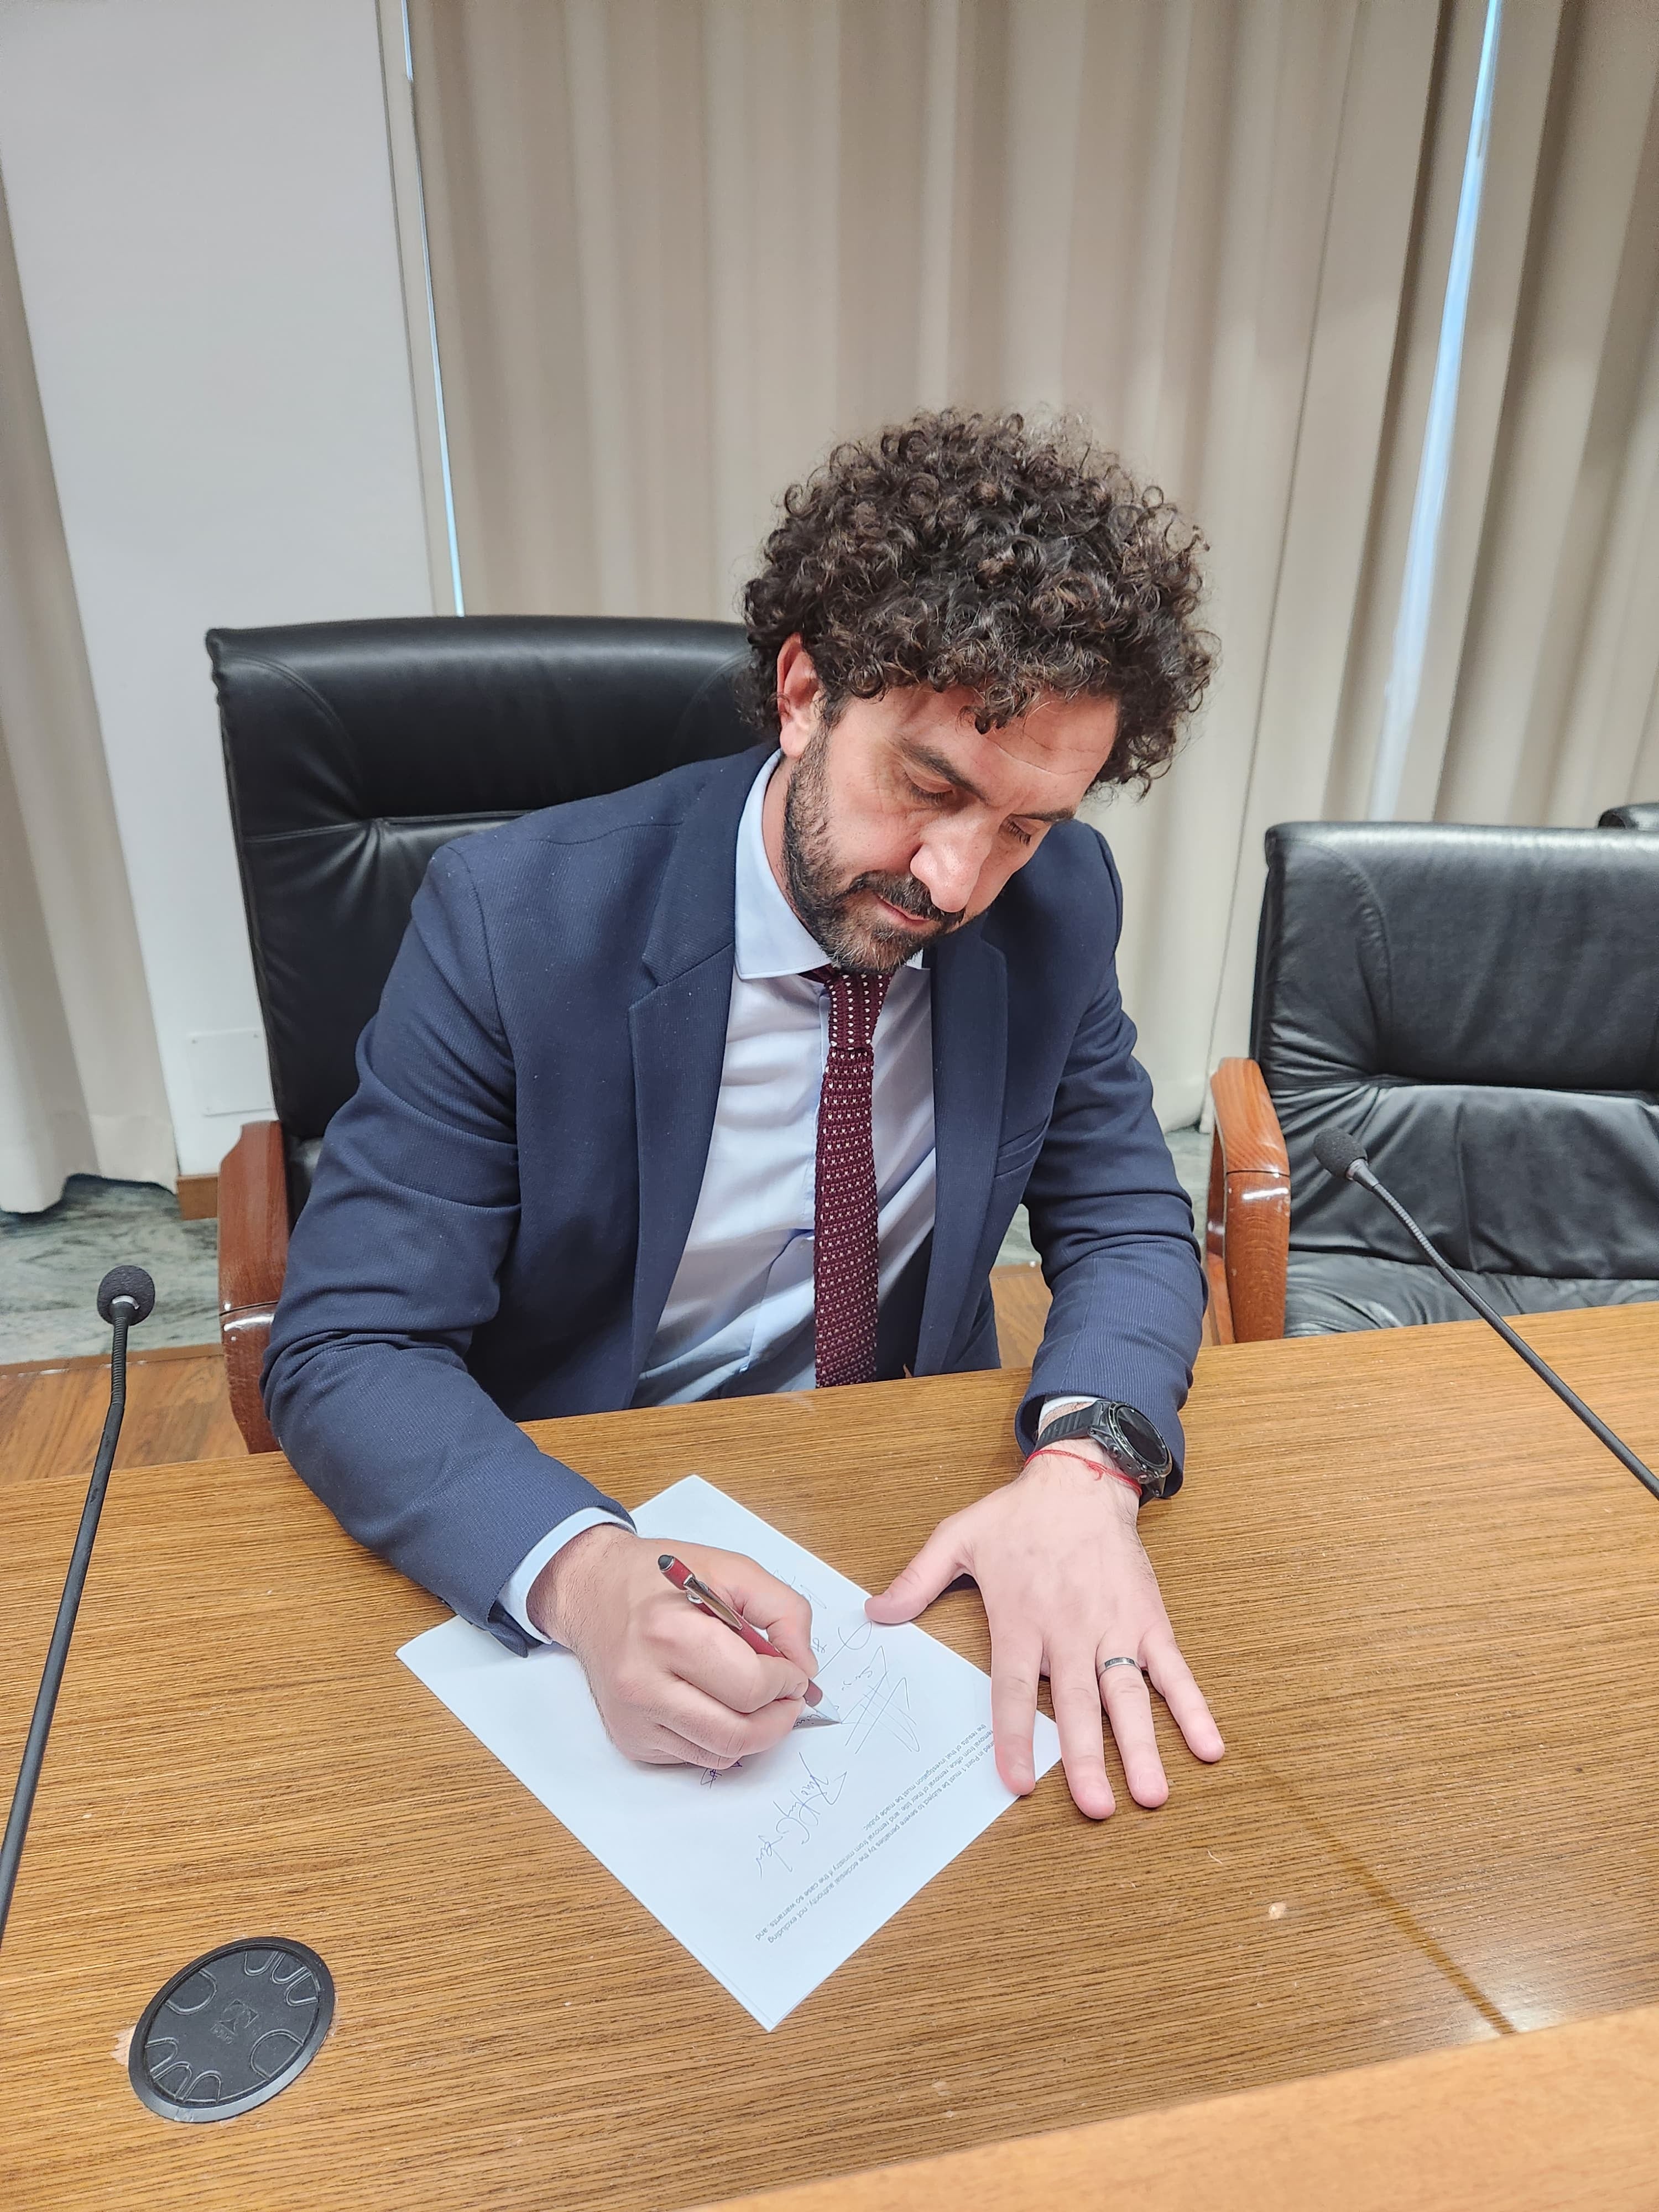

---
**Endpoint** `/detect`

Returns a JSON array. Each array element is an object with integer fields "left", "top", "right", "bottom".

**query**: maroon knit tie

[{"left": 809, "top": 964, "right": 891, "bottom": 1388}]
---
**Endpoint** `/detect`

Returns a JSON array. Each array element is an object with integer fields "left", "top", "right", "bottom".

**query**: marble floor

[
  {"left": 1, "top": 1177, "right": 221, "bottom": 1362},
  {"left": 1, "top": 1126, "right": 1213, "bottom": 1366}
]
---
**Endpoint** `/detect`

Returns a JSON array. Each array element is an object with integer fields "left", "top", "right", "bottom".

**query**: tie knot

[{"left": 808, "top": 964, "right": 890, "bottom": 1053}]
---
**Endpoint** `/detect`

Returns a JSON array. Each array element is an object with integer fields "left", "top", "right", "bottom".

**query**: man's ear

[{"left": 775, "top": 636, "right": 822, "bottom": 763}]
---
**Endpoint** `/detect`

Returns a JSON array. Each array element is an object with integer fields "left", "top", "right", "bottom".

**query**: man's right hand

[{"left": 528, "top": 1526, "right": 818, "bottom": 1769}]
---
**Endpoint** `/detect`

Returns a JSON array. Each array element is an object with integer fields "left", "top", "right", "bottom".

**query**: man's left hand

[{"left": 864, "top": 1445, "right": 1224, "bottom": 1819}]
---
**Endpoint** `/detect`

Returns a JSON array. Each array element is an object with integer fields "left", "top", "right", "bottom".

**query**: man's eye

[
  {"left": 906, "top": 778, "right": 951, "bottom": 804},
  {"left": 1004, "top": 821, "right": 1036, "bottom": 847}
]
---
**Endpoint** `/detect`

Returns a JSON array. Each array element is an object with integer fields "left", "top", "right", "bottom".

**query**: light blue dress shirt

[{"left": 499, "top": 754, "right": 936, "bottom": 1638}]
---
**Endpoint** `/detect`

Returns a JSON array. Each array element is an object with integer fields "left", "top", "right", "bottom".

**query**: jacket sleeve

[
  {"left": 1016, "top": 837, "right": 1206, "bottom": 1480},
  {"left": 262, "top": 841, "right": 630, "bottom": 1651}
]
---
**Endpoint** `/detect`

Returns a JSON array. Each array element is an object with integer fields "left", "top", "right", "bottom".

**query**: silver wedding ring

[{"left": 1098, "top": 1655, "right": 1145, "bottom": 1677}]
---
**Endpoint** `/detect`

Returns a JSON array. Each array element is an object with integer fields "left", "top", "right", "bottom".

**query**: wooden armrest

[
  {"left": 217, "top": 1119, "right": 290, "bottom": 1453},
  {"left": 1204, "top": 1058, "right": 1290, "bottom": 1343}
]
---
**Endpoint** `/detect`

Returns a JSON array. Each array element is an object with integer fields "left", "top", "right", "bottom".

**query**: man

[{"left": 265, "top": 409, "right": 1223, "bottom": 1822}]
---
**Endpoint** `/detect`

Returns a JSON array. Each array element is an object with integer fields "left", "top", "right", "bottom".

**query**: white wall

[{"left": 0, "top": 0, "right": 434, "bottom": 1176}]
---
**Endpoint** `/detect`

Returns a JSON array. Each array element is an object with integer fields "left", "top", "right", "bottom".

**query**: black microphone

[
  {"left": 1311, "top": 1130, "right": 1659, "bottom": 1504},
  {"left": 0, "top": 1265, "right": 155, "bottom": 1948}
]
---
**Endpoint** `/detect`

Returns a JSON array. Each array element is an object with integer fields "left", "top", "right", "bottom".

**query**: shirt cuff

[
  {"left": 1036, "top": 1394, "right": 1096, "bottom": 1433},
  {"left": 497, "top": 1507, "right": 636, "bottom": 1644}
]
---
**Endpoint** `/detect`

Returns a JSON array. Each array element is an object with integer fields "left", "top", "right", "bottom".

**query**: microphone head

[
  {"left": 1311, "top": 1128, "right": 1370, "bottom": 1183},
  {"left": 97, "top": 1265, "right": 156, "bottom": 1324}
]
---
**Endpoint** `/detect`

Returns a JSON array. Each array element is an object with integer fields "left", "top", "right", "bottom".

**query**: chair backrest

[
  {"left": 210, "top": 615, "right": 754, "bottom": 1153},
  {"left": 1599, "top": 801, "right": 1659, "bottom": 831},
  {"left": 1251, "top": 822, "right": 1659, "bottom": 1279}
]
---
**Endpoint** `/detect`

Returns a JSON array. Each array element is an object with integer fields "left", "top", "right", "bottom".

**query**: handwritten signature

[
  {"left": 836, "top": 1644, "right": 921, "bottom": 1760},
  {"left": 687, "top": 1606, "right": 927, "bottom": 1881},
  {"left": 753, "top": 1747, "right": 848, "bottom": 1878}
]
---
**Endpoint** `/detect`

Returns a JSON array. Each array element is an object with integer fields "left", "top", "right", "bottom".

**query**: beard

[{"left": 781, "top": 726, "right": 963, "bottom": 974}]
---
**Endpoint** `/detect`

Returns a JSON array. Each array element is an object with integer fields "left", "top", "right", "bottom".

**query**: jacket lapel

[
  {"left": 627, "top": 751, "right": 765, "bottom": 1380},
  {"left": 915, "top": 923, "right": 1008, "bottom": 1372}
]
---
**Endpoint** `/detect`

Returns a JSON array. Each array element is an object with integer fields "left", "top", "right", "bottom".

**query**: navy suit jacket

[{"left": 264, "top": 747, "right": 1204, "bottom": 1652}]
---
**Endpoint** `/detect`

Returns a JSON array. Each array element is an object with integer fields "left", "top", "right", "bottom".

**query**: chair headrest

[
  {"left": 210, "top": 615, "right": 756, "bottom": 1140},
  {"left": 1253, "top": 820, "right": 1659, "bottom": 1094},
  {"left": 210, "top": 614, "right": 753, "bottom": 836}
]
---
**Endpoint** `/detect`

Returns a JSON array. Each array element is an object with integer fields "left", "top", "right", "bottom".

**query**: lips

[{"left": 871, "top": 894, "right": 936, "bottom": 930}]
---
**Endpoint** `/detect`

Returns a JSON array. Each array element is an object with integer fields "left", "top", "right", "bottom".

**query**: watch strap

[
  {"left": 1033, "top": 1400, "right": 1173, "bottom": 1500},
  {"left": 1037, "top": 1403, "right": 1108, "bottom": 1451}
]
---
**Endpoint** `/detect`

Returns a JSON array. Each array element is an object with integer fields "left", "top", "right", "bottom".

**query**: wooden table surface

[
  {"left": 707, "top": 2000, "right": 1659, "bottom": 2211},
  {"left": 2, "top": 1305, "right": 1658, "bottom": 2209}
]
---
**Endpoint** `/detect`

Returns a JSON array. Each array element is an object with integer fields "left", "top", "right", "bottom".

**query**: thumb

[{"left": 864, "top": 1520, "right": 970, "bottom": 1625}]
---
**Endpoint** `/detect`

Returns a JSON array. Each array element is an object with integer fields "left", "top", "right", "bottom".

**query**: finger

[
  {"left": 1099, "top": 1658, "right": 1167, "bottom": 1809},
  {"left": 1144, "top": 1634, "right": 1225, "bottom": 1763},
  {"left": 653, "top": 1677, "right": 804, "bottom": 1766},
  {"left": 596, "top": 1695, "right": 748, "bottom": 1771},
  {"left": 654, "top": 1599, "right": 810, "bottom": 1714},
  {"left": 686, "top": 1546, "right": 818, "bottom": 1676},
  {"left": 1050, "top": 1650, "right": 1116, "bottom": 1820},
  {"left": 988, "top": 1627, "right": 1044, "bottom": 1797},
  {"left": 635, "top": 1724, "right": 744, "bottom": 1772},
  {"left": 864, "top": 1518, "right": 971, "bottom": 1625}
]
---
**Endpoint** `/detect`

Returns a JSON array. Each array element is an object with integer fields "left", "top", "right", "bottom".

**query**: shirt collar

[{"left": 733, "top": 753, "right": 924, "bottom": 981}]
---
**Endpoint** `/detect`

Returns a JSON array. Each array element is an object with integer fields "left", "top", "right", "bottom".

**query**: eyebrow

[{"left": 898, "top": 738, "right": 1078, "bottom": 825}]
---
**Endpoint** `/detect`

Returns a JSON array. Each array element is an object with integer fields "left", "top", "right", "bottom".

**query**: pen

[{"left": 658, "top": 1554, "right": 840, "bottom": 1723}]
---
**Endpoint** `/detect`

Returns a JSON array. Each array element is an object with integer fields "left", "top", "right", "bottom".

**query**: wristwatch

[{"left": 1033, "top": 1400, "right": 1178, "bottom": 1502}]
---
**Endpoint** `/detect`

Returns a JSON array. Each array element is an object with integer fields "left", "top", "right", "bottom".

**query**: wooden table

[
  {"left": 708, "top": 2000, "right": 1659, "bottom": 2210},
  {"left": 2, "top": 1305, "right": 1658, "bottom": 2208}
]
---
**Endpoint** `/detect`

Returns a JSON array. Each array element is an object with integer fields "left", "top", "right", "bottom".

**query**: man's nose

[{"left": 910, "top": 820, "right": 994, "bottom": 916}]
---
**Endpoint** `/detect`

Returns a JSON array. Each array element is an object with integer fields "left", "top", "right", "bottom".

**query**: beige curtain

[
  {"left": 0, "top": 162, "right": 173, "bottom": 1213},
  {"left": 407, "top": 0, "right": 1659, "bottom": 1128}
]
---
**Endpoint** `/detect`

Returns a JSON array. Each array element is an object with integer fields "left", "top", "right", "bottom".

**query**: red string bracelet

[{"left": 1024, "top": 1442, "right": 1143, "bottom": 1500}]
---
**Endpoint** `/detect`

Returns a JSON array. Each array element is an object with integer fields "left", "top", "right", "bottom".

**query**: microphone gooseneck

[
  {"left": 0, "top": 1266, "right": 156, "bottom": 1949},
  {"left": 1313, "top": 1132, "right": 1659, "bottom": 1504}
]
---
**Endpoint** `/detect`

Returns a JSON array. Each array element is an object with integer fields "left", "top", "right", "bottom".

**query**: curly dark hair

[{"left": 739, "top": 410, "right": 1214, "bottom": 791}]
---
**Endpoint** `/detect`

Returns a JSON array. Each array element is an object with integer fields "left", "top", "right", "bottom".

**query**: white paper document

[{"left": 398, "top": 1475, "right": 1061, "bottom": 2028}]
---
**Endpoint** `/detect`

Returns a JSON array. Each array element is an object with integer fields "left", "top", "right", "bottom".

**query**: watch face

[{"left": 1105, "top": 1403, "right": 1169, "bottom": 1474}]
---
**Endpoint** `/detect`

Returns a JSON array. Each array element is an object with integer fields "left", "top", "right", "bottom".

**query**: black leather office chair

[
  {"left": 1204, "top": 822, "right": 1659, "bottom": 1340},
  {"left": 208, "top": 615, "right": 754, "bottom": 1447},
  {"left": 1599, "top": 801, "right": 1659, "bottom": 830}
]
